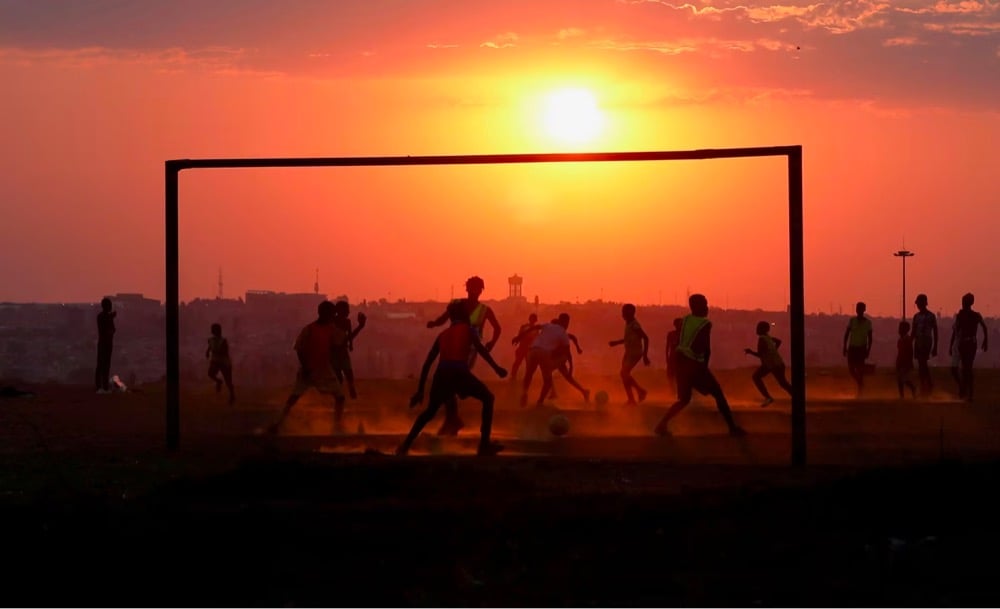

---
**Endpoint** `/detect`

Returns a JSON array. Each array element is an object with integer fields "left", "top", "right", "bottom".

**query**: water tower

[{"left": 508, "top": 274, "right": 524, "bottom": 300}]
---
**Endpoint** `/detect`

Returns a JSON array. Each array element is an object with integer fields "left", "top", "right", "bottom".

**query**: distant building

[
  {"left": 245, "top": 290, "right": 326, "bottom": 310},
  {"left": 507, "top": 274, "right": 526, "bottom": 302}
]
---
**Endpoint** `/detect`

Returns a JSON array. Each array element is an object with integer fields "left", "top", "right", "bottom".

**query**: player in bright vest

[
  {"left": 743, "top": 321, "right": 792, "bottom": 407},
  {"left": 399, "top": 300, "right": 507, "bottom": 456},
  {"left": 842, "top": 301, "right": 873, "bottom": 398},
  {"left": 426, "top": 276, "right": 502, "bottom": 436},
  {"left": 654, "top": 293, "right": 745, "bottom": 437}
]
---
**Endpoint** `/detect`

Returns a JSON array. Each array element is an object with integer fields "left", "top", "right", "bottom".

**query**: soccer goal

[{"left": 164, "top": 147, "right": 806, "bottom": 464}]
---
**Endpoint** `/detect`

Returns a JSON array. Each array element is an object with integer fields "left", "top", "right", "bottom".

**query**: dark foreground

[
  {"left": 2, "top": 375, "right": 1000, "bottom": 606},
  {"left": 4, "top": 453, "right": 1000, "bottom": 606}
]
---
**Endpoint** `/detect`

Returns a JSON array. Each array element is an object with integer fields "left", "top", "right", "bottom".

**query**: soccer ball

[
  {"left": 594, "top": 390, "right": 610, "bottom": 407},
  {"left": 548, "top": 413, "right": 570, "bottom": 437}
]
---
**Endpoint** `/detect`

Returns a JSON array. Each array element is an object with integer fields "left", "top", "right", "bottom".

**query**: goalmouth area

[{"left": 164, "top": 146, "right": 806, "bottom": 463}]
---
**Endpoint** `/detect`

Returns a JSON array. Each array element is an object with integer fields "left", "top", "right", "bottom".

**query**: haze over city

[{"left": 1, "top": 0, "right": 997, "bottom": 315}]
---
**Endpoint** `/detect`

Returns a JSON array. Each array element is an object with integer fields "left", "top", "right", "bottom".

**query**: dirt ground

[{"left": 2, "top": 366, "right": 1000, "bottom": 606}]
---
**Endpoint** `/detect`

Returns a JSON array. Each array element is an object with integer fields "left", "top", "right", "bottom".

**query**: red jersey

[
  {"left": 438, "top": 322, "right": 474, "bottom": 363},
  {"left": 294, "top": 321, "right": 338, "bottom": 372}
]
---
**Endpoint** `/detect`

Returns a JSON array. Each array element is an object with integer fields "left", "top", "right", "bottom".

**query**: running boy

[
  {"left": 608, "top": 303, "right": 650, "bottom": 404},
  {"left": 398, "top": 301, "right": 507, "bottom": 456},
  {"left": 654, "top": 294, "right": 745, "bottom": 437},
  {"left": 267, "top": 301, "right": 347, "bottom": 434},
  {"left": 744, "top": 321, "right": 793, "bottom": 407}
]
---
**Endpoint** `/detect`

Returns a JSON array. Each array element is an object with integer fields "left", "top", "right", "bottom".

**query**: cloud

[
  {"left": 0, "top": 45, "right": 271, "bottom": 74},
  {"left": 883, "top": 36, "right": 923, "bottom": 45},
  {"left": 896, "top": 1, "right": 995, "bottom": 15},
  {"left": 426, "top": 43, "right": 460, "bottom": 49},
  {"left": 480, "top": 32, "right": 519, "bottom": 49},
  {"left": 591, "top": 36, "right": 798, "bottom": 54},
  {"left": 923, "top": 20, "right": 1000, "bottom": 34},
  {"left": 635, "top": 84, "right": 816, "bottom": 106},
  {"left": 632, "top": 0, "right": 892, "bottom": 33},
  {"left": 557, "top": 27, "right": 587, "bottom": 40}
]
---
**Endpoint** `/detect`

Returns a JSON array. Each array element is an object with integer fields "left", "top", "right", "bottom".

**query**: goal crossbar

[{"left": 165, "top": 146, "right": 806, "bottom": 464}]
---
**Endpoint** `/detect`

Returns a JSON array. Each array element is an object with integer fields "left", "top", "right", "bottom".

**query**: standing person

[
  {"left": 510, "top": 313, "right": 540, "bottom": 382},
  {"left": 427, "top": 276, "right": 501, "bottom": 435},
  {"left": 665, "top": 318, "right": 683, "bottom": 393},
  {"left": 608, "top": 303, "right": 650, "bottom": 405},
  {"left": 949, "top": 320, "right": 963, "bottom": 391},
  {"left": 397, "top": 301, "right": 507, "bottom": 457},
  {"left": 331, "top": 300, "right": 367, "bottom": 399},
  {"left": 95, "top": 297, "right": 116, "bottom": 394},
  {"left": 910, "top": 294, "right": 939, "bottom": 397},
  {"left": 266, "top": 301, "right": 347, "bottom": 434},
  {"left": 206, "top": 323, "right": 235, "bottom": 404},
  {"left": 654, "top": 294, "right": 745, "bottom": 437},
  {"left": 842, "top": 301, "right": 873, "bottom": 398},
  {"left": 743, "top": 321, "right": 793, "bottom": 407},
  {"left": 895, "top": 320, "right": 917, "bottom": 399},
  {"left": 950, "top": 292, "right": 989, "bottom": 402}
]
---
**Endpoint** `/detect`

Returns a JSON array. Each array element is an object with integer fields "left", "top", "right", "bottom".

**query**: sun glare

[{"left": 542, "top": 88, "right": 605, "bottom": 145}]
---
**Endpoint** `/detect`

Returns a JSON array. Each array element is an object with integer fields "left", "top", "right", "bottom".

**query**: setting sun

[{"left": 542, "top": 87, "right": 605, "bottom": 145}]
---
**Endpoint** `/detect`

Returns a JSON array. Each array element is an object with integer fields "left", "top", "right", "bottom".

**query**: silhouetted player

[
  {"left": 267, "top": 301, "right": 347, "bottom": 434},
  {"left": 895, "top": 320, "right": 917, "bottom": 399},
  {"left": 744, "top": 321, "right": 793, "bottom": 407},
  {"left": 514, "top": 315, "right": 589, "bottom": 404},
  {"left": 520, "top": 313, "right": 588, "bottom": 407},
  {"left": 950, "top": 292, "right": 988, "bottom": 402},
  {"left": 95, "top": 297, "right": 116, "bottom": 394},
  {"left": 427, "top": 276, "right": 502, "bottom": 436},
  {"left": 654, "top": 294, "right": 745, "bottom": 437},
  {"left": 910, "top": 294, "right": 938, "bottom": 397},
  {"left": 665, "top": 317, "right": 683, "bottom": 391},
  {"left": 608, "top": 304, "right": 650, "bottom": 404},
  {"left": 398, "top": 301, "right": 507, "bottom": 457},
  {"left": 510, "top": 313, "right": 540, "bottom": 381},
  {"left": 842, "top": 301, "right": 873, "bottom": 398},
  {"left": 332, "top": 300, "right": 367, "bottom": 399},
  {"left": 206, "top": 323, "right": 235, "bottom": 404}
]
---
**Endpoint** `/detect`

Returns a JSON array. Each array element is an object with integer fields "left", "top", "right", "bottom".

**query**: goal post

[{"left": 165, "top": 146, "right": 806, "bottom": 465}]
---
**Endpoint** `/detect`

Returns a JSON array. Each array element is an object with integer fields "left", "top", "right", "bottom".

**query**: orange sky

[{"left": 1, "top": 0, "right": 998, "bottom": 316}]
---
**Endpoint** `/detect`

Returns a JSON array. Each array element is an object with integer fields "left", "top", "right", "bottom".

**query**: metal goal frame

[{"left": 164, "top": 146, "right": 806, "bottom": 464}]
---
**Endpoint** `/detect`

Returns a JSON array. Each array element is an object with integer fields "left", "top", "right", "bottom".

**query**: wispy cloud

[
  {"left": 591, "top": 36, "right": 798, "bottom": 54},
  {"left": 897, "top": 1, "right": 995, "bottom": 15},
  {"left": 0, "top": 45, "right": 276, "bottom": 75},
  {"left": 883, "top": 35, "right": 923, "bottom": 45},
  {"left": 426, "top": 43, "right": 460, "bottom": 49},
  {"left": 480, "top": 32, "right": 519, "bottom": 49},
  {"left": 637, "top": 84, "right": 816, "bottom": 106},
  {"left": 632, "top": 0, "right": 891, "bottom": 33},
  {"left": 924, "top": 20, "right": 1000, "bottom": 34},
  {"left": 557, "top": 27, "right": 587, "bottom": 40}
]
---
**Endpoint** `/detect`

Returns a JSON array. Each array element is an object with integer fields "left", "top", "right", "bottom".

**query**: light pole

[{"left": 893, "top": 250, "right": 914, "bottom": 320}]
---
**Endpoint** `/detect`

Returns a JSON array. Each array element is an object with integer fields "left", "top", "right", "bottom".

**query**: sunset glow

[
  {"left": 0, "top": 1, "right": 997, "bottom": 316},
  {"left": 541, "top": 87, "right": 605, "bottom": 145}
]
